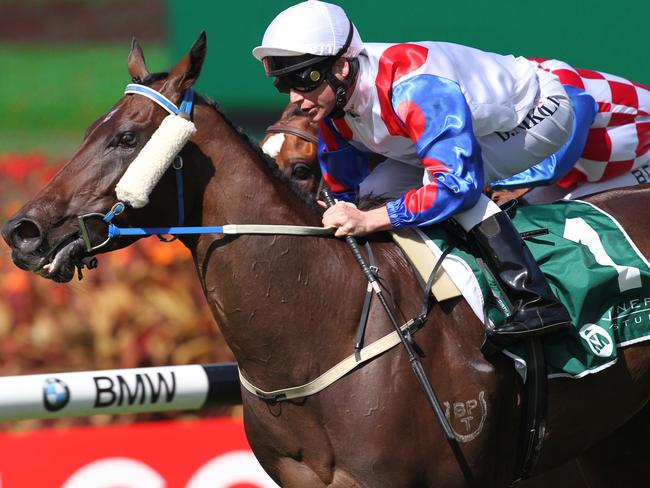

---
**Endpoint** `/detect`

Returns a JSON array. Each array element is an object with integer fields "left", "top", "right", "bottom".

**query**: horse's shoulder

[{"left": 367, "top": 233, "right": 423, "bottom": 290}]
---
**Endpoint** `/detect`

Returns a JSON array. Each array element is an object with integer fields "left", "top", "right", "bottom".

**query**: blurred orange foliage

[{"left": 0, "top": 154, "right": 237, "bottom": 431}]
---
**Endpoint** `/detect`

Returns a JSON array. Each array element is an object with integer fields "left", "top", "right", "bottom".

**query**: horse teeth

[{"left": 43, "top": 263, "right": 52, "bottom": 272}]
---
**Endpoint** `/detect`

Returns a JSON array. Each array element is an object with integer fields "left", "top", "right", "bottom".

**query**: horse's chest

[{"left": 243, "top": 404, "right": 338, "bottom": 486}]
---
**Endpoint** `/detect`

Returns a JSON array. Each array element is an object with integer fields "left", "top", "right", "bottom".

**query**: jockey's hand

[{"left": 318, "top": 201, "right": 392, "bottom": 237}]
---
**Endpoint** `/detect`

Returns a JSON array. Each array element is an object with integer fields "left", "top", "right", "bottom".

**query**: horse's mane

[
  {"left": 204, "top": 98, "right": 323, "bottom": 215},
  {"left": 201, "top": 98, "right": 390, "bottom": 216},
  {"left": 137, "top": 73, "right": 322, "bottom": 215}
]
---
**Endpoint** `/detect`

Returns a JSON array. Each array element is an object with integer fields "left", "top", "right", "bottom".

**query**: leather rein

[{"left": 265, "top": 123, "right": 319, "bottom": 145}]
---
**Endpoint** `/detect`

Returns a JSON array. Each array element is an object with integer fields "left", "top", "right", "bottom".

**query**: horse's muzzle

[
  {"left": 2, "top": 217, "right": 44, "bottom": 255},
  {"left": 2, "top": 215, "right": 89, "bottom": 282}
]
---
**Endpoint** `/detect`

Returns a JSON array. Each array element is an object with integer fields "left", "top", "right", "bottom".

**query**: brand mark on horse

[{"left": 443, "top": 390, "right": 487, "bottom": 443}]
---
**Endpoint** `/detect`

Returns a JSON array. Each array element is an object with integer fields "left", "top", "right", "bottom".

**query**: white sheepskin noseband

[{"left": 115, "top": 84, "right": 197, "bottom": 208}]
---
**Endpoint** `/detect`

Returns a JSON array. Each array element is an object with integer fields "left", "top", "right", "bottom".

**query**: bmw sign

[{"left": 43, "top": 377, "right": 71, "bottom": 412}]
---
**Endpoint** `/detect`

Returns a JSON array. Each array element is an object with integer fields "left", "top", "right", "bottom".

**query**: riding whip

[{"left": 321, "top": 189, "right": 455, "bottom": 441}]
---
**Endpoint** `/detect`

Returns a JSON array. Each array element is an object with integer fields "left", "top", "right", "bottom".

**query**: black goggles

[
  {"left": 272, "top": 58, "right": 335, "bottom": 94},
  {"left": 264, "top": 18, "right": 354, "bottom": 94}
]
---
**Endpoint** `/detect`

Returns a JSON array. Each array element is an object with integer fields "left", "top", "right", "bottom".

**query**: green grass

[{"left": 0, "top": 43, "right": 169, "bottom": 158}]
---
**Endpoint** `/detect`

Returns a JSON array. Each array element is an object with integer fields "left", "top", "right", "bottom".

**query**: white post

[{"left": 0, "top": 363, "right": 240, "bottom": 421}]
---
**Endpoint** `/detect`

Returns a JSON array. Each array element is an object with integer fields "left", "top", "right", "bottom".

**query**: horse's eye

[
  {"left": 291, "top": 163, "right": 313, "bottom": 181},
  {"left": 118, "top": 132, "right": 138, "bottom": 148}
]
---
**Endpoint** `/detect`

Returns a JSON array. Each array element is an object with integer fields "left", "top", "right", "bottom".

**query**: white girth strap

[{"left": 238, "top": 318, "right": 419, "bottom": 402}]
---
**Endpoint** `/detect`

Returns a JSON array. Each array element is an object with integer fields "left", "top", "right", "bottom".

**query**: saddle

[
  {"left": 390, "top": 227, "right": 462, "bottom": 302},
  {"left": 391, "top": 199, "right": 650, "bottom": 482},
  {"left": 399, "top": 199, "right": 650, "bottom": 379}
]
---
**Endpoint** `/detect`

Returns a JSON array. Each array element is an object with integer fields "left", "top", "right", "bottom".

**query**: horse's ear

[
  {"left": 128, "top": 38, "right": 150, "bottom": 83},
  {"left": 167, "top": 31, "right": 207, "bottom": 93}
]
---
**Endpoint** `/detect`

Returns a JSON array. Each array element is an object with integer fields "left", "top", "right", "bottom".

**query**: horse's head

[
  {"left": 2, "top": 34, "right": 208, "bottom": 282},
  {"left": 262, "top": 104, "right": 320, "bottom": 195}
]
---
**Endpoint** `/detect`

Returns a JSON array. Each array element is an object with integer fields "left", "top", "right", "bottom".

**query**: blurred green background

[{"left": 1, "top": 0, "right": 648, "bottom": 159}]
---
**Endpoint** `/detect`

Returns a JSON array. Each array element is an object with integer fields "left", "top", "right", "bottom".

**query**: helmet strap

[{"left": 325, "top": 57, "right": 359, "bottom": 119}]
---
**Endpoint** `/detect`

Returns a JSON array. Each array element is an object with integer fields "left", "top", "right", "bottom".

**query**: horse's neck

[
  {"left": 197, "top": 106, "right": 320, "bottom": 227},
  {"left": 187, "top": 105, "right": 365, "bottom": 386}
]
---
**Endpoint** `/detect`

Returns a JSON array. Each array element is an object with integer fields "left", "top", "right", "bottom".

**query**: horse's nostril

[
  {"left": 9, "top": 219, "right": 44, "bottom": 252},
  {"left": 15, "top": 220, "right": 41, "bottom": 240}
]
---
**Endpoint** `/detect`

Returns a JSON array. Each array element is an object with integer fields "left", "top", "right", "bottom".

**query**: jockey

[
  {"left": 490, "top": 59, "right": 650, "bottom": 191},
  {"left": 253, "top": 0, "right": 574, "bottom": 345}
]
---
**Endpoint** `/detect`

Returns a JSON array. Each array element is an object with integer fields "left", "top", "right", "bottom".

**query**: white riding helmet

[{"left": 252, "top": 1, "right": 365, "bottom": 62}]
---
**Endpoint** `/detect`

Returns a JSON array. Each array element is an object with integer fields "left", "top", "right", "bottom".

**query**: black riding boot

[{"left": 469, "top": 211, "right": 572, "bottom": 343}]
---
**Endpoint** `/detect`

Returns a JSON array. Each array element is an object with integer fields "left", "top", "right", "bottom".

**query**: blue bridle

[
  {"left": 77, "top": 83, "right": 332, "bottom": 254},
  {"left": 124, "top": 83, "right": 195, "bottom": 116},
  {"left": 78, "top": 83, "right": 197, "bottom": 252}
]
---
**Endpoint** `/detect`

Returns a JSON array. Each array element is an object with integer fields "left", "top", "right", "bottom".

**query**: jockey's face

[
  {"left": 288, "top": 58, "right": 350, "bottom": 123},
  {"left": 289, "top": 82, "right": 335, "bottom": 123}
]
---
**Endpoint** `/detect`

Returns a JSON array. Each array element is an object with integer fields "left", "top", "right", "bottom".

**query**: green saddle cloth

[{"left": 422, "top": 200, "right": 650, "bottom": 379}]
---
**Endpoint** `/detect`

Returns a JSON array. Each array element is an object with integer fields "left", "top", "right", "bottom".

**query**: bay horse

[
  {"left": 258, "top": 104, "right": 638, "bottom": 488},
  {"left": 4, "top": 34, "right": 650, "bottom": 487},
  {"left": 259, "top": 106, "right": 650, "bottom": 488},
  {"left": 262, "top": 103, "right": 320, "bottom": 196},
  {"left": 262, "top": 103, "right": 384, "bottom": 199}
]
